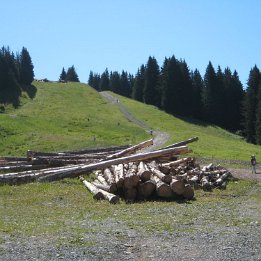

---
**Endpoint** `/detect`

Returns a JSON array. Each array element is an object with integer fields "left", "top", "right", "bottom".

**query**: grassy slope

[
  {"left": 113, "top": 93, "right": 261, "bottom": 161},
  {"left": 0, "top": 82, "right": 148, "bottom": 156}
]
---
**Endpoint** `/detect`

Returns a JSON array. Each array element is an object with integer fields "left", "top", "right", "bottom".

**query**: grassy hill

[
  {"left": 112, "top": 92, "right": 261, "bottom": 162},
  {"left": 1, "top": 81, "right": 260, "bottom": 162},
  {"left": 0, "top": 81, "right": 148, "bottom": 156}
]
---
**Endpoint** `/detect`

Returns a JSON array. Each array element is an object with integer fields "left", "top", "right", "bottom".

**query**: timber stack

[{"left": 0, "top": 137, "right": 235, "bottom": 204}]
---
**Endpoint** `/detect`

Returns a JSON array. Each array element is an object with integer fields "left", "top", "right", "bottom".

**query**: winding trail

[{"left": 100, "top": 91, "right": 170, "bottom": 151}]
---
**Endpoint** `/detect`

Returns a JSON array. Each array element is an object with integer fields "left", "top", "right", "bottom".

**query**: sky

[{"left": 1, "top": 0, "right": 260, "bottom": 87}]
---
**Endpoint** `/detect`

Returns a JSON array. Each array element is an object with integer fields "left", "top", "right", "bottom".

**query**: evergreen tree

[
  {"left": 132, "top": 65, "right": 145, "bottom": 102},
  {"left": 120, "top": 70, "right": 131, "bottom": 97},
  {"left": 109, "top": 71, "right": 121, "bottom": 94},
  {"left": 223, "top": 69, "right": 244, "bottom": 131},
  {"left": 242, "top": 65, "right": 261, "bottom": 143},
  {"left": 191, "top": 69, "right": 204, "bottom": 119},
  {"left": 99, "top": 68, "right": 109, "bottom": 91},
  {"left": 0, "top": 47, "right": 21, "bottom": 106},
  {"left": 88, "top": 71, "right": 94, "bottom": 86},
  {"left": 143, "top": 56, "right": 160, "bottom": 106},
  {"left": 66, "top": 65, "right": 79, "bottom": 82},
  {"left": 19, "top": 47, "right": 34, "bottom": 85},
  {"left": 255, "top": 84, "right": 261, "bottom": 144},
  {"left": 92, "top": 73, "right": 100, "bottom": 91},
  {"left": 59, "top": 67, "right": 67, "bottom": 82},
  {"left": 202, "top": 61, "right": 222, "bottom": 124}
]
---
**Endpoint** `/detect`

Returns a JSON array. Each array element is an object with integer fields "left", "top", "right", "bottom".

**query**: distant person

[
  {"left": 150, "top": 129, "right": 153, "bottom": 136},
  {"left": 251, "top": 155, "right": 257, "bottom": 174}
]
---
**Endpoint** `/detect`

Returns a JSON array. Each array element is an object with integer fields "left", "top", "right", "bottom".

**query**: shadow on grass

[{"left": 24, "top": 84, "right": 37, "bottom": 99}]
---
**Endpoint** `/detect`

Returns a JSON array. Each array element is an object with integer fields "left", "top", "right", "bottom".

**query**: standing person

[{"left": 251, "top": 155, "right": 257, "bottom": 174}]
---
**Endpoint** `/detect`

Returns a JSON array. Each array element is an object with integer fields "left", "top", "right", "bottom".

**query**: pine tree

[
  {"left": 120, "top": 70, "right": 131, "bottom": 97},
  {"left": 242, "top": 65, "right": 261, "bottom": 143},
  {"left": 59, "top": 67, "right": 67, "bottom": 82},
  {"left": 109, "top": 71, "right": 121, "bottom": 94},
  {"left": 0, "top": 47, "right": 21, "bottom": 107},
  {"left": 202, "top": 61, "right": 220, "bottom": 124},
  {"left": 88, "top": 71, "right": 94, "bottom": 86},
  {"left": 255, "top": 83, "right": 261, "bottom": 144},
  {"left": 191, "top": 69, "right": 203, "bottom": 119},
  {"left": 132, "top": 65, "right": 145, "bottom": 102},
  {"left": 66, "top": 65, "right": 79, "bottom": 82},
  {"left": 143, "top": 56, "right": 160, "bottom": 106},
  {"left": 92, "top": 73, "right": 100, "bottom": 91},
  {"left": 99, "top": 68, "right": 109, "bottom": 91},
  {"left": 19, "top": 47, "right": 34, "bottom": 85}
]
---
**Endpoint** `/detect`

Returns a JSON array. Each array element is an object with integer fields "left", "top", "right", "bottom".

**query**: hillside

[
  {"left": 0, "top": 81, "right": 148, "bottom": 156},
  {"left": 1, "top": 81, "right": 260, "bottom": 162},
  {"left": 112, "top": 92, "right": 261, "bottom": 162}
]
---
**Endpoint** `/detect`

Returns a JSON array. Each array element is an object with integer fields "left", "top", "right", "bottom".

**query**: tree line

[
  {"left": 0, "top": 46, "right": 35, "bottom": 109},
  {"left": 59, "top": 66, "right": 79, "bottom": 82},
  {"left": 88, "top": 55, "right": 261, "bottom": 145}
]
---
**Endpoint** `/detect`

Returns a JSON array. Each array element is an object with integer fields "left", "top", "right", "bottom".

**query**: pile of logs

[
  {"left": 80, "top": 156, "right": 233, "bottom": 204},
  {"left": 0, "top": 136, "right": 235, "bottom": 204}
]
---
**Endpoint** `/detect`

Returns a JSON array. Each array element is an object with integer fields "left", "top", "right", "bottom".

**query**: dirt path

[{"left": 100, "top": 91, "right": 170, "bottom": 151}]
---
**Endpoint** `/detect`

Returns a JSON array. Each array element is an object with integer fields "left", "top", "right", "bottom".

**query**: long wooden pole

[{"left": 38, "top": 146, "right": 191, "bottom": 182}]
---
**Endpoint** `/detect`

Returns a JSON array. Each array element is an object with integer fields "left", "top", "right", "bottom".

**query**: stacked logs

[
  {"left": 159, "top": 157, "right": 233, "bottom": 191},
  {"left": 80, "top": 157, "right": 234, "bottom": 204}
]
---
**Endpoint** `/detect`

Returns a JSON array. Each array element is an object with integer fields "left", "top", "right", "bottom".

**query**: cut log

[
  {"left": 99, "top": 189, "right": 120, "bottom": 204},
  {"left": 215, "top": 172, "right": 231, "bottom": 186},
  {"left": 201, "top": 176, "right": 212, "bottom": 191},
  {"left": 183, "top": 184, "right": 194, "bottom": 200},
  {"left": 105, "top": 139, "right": 153, "bottom": 160},
  {"left": 39, "top": 146, "right": 191, "bottom": 182},
  {"left": 92, "top": 180, "right": 117, "bottom": 193},
  {"left": 103, "top": 168, "right": 115, "bottom": 185},
  {"left": 137, "top": 161, "right": 151, "bottom": 182},
  {"left": 170, "top": 179, "right": 185, "bottom": 195},
  {"left": 162, "top": 157, "right": 193, "bottom": 168},
  {"left": 160, "top": 137, "right": 198, "bottom": 150},
  {"left": 112, "top": 164, "right": 124, "bottom": 188},
  {"left": 138, "top": 180, "right": 156, "bottom": 199},
  {"left": 124, "top": 187, "right": 137, "bottom": 203},
  {"left": 152, "top": 176, "right": 172, "bottom": 198},
  {"left": 151, "top": 168, "right": 172, "bottom": 184},
  {"left": 79, "top": 176, "right": 104, "bottom": 200},
  {"left": 124, "top": 163, "right": 140, "bottom": 189}
]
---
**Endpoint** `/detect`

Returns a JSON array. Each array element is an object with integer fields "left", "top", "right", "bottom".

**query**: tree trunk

[
  {"left": 105, "top": 139, "right": 153, "bottom": 160},
  {"left": 160, "top": 137, "right": 198, "bottom": 150},
  {"left": 170, "top": 179, "right": 185, "bottom": 195},
  {"left": 79, "top": 177, "right": 104, "bottom": 200},
  {"left": 151, "top": 168, "right": 172, "bottom": 184},
  {"left": 124, "top": 187, "right": 137, "bottom": 203},
  {"left": 137, "top": 161, "right": 151, "bottom": 182},
  {"left": 152, "top": 176, "right": 172, "bottom": 198},
  {"left": 138, "top": 180, "right": 156, "bottom": 199},
  {"left": 183, "top": 184, "right": 194, "bottom": 200}
]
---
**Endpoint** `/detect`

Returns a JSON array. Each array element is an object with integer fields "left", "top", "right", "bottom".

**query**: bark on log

[
  {"left": 99, "top": 189, "right": 120, "bottom": 204},
  {"left": 138, "top": 180, "right": 156, "bottom": 199},
  {"left": 137, "top": 161, "right": 151, "bottom": 182},
  {"left": 170, "top": 179, "right": 185, "bottom": 195},
  {"left": 151, "top": 168, "right": 172, "bottom": 184},
  {"left": 160, "top": 137, "right": 198, "bottom": 150},
  {"left": 79, "top": 177, "right": 104, "bottom": 200},
  {"left": 201, "top": 176, "right": 212, "bottom": 191},
  {"left": 103, "top": 168, "right": 115, "bottom": 184},
  {"left": 92, "top": 180, "right": 117, "bottom": 193},
  {"left": 105, "top": 139, "right": 153, "bottom": 160},
  {"left": 124, "top": 163, "right": 140, "bottom": 189},
  {"left": 124, "top": 187, "right": 137, "bottom": 203},
  {"left": 183, "top": 184, "right": 194, "bottom": 200},
  {"left": 152, "top": 176, "right": 172, "bottom": 198},
  {"left": 162, "top": 157, "right": 193, "bottom": 168},
  {"left": 112, "top": 164, "right": 124, "bottom": 188}
]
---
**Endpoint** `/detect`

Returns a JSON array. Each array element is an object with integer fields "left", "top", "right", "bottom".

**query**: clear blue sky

[{"left": 1, "top": 0, "right": 260, "bottom": 87}]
